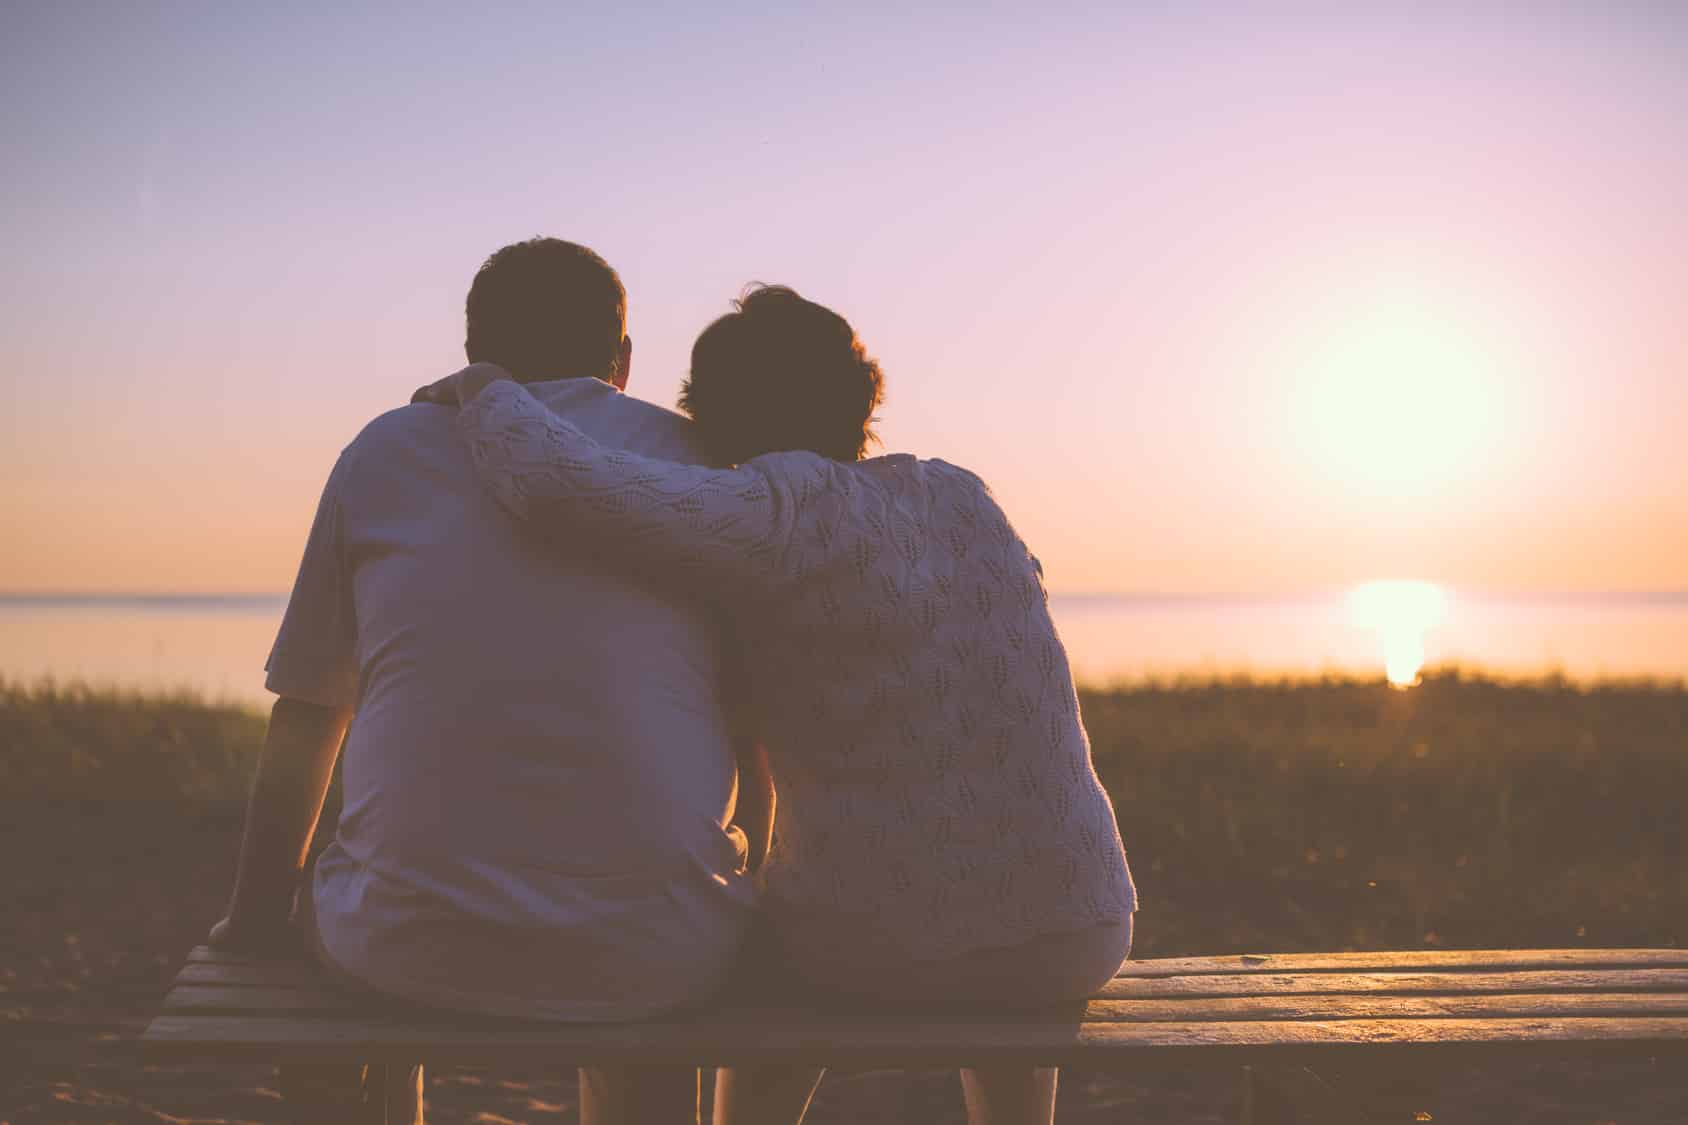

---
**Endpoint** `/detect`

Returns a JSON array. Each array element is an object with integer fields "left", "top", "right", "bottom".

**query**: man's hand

[
  {"left": 410, "top": 362, "right": 513, "bottom": 407},
  {"left": 216, "top": 698, "right": 350, "bottom": 960},
  {"left": 207, "top": 913, "right": 304, "bottom": 956}
]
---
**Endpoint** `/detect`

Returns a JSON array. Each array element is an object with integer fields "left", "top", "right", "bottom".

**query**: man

[{"left": 210, "top": 238, "right": 763, "bottom": 1122}]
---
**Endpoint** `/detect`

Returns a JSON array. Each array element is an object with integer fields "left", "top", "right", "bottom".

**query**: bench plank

[
  {"left": 164, "top": 986, "right": 368, "bottom": 1013},
  {"left": 1113, "top": 949, "right": 1688, "bottom": 977},
  {"left": 183, "top": 946, "right": 1688, "bottom": 975},
  {"left": 175, "top": 962, "right": 331, "bottom": 989},
  {"left": 1086, "top": 993, "right": 1688, "bottom": 1022},
  {"left": 146, "top": 948, "right": 1688, "bottom": 1072},
  {"left": 174, "top": 962, "right": 1688, "bottom": 1001},
  {"left": 139, "top": 1013, "right": 1688, "bottom": 1067},
  {"left": 162, "top": 985, "right": 1688, "bottom": 1024},
  {"left": 1096, "top": 969, "right": 1688, "bottom": 1000}
]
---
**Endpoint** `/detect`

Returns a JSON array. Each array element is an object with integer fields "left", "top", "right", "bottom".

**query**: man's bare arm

[{"left": 209, "top": 696, "right": 352, "bottom": 951}]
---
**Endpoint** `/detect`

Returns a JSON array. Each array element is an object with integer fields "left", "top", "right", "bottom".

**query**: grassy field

[
  {"left": 5, "top": 672, "right": 1685, "bottom": 1122},
  {"left": 0, "top": 679, "right": 268, "bottom": 803},
  {"left": 5, "top": 669, "right": 1684, "bottom": 956},
  {"left": 1082, "top": 670, "right": 1687, "bottom": 956}
]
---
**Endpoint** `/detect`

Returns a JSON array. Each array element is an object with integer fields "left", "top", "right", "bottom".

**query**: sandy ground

[{"left": 5, "top": 803, "right": 1685, "bottom": 1124}]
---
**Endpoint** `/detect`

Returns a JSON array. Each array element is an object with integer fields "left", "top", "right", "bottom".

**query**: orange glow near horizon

[{"left": 1347, "top": 580, "right": 1451, "bottom": 688}]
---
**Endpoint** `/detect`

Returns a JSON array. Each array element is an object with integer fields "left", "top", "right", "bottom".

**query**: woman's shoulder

[
  {"left": 733, "top": 451, "right": 1005, "bottom": 528},
  {"left": 916, "top": 457, "right": 1000, "bottom": 508}
]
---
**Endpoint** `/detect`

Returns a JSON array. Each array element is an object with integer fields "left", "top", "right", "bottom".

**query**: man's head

[
  {"left": 465, "top": 238, "right": 630, "bottom": 386},
  {"left": 679, "top": 285, "right": 884, "bottom": 466}
]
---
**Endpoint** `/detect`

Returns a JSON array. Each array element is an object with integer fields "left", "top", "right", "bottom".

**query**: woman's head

[{"left": 680, "top": 285, "right": 884, "bottom": 465}]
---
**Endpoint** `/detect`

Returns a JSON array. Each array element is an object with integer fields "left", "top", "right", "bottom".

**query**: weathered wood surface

[
  {"left": 143, "top": 947, "right": 1688, "bottom": 1069},
  {"left": 1096, "top": 969, "right": 1688, "bottom": 1000},
  {"left": 162, "top": 986, "right": 1688, "bottom": 1024},
  {"left": 140, "top": 1013, "right": 1688, "bottom": 1067},
  {"left": 172, "top": 962, "right": 1688, "bottom": 1000},
  {"left": 175, "top": 961, "right": 336, "bottom": 989},
  {"left": 184, "top": 945, "right": 1688, "bottom": 974},
  {"left": 1112, "top": 948, "right": 1688, "bottom": 976}
]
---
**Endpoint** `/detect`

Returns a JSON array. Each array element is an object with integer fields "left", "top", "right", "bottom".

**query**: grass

[
  {"left": 0, "top": 679, "right": 266, "bottom": 803},
  {"left": 4, "top": 670, "right": 1684, "bottom": 955},
  {"left": 1085, "top": 670, "right": 1688, "bottom": 955}
]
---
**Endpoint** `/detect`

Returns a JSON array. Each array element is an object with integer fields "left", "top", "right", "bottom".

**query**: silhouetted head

[
  {"left": 465, "top": 238, "right": 630, "bottom": 385},
  {"left": 679, "top": 285, "right": 884, "bottom": 465}
]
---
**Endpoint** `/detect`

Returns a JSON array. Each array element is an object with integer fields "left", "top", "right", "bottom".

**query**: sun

[
  {"left": 1347, "top": 580, "right": 1449, "bottom": 688},
  {"left": 1287, "top": 291, "right": 1504, "bottom": 499}
]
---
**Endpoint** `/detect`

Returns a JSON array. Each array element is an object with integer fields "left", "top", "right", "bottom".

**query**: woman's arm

[{"left": 453, "top": 378, "right": 824, "bottom": 596}]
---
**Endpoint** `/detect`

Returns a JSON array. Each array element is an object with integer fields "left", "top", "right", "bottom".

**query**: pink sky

[{"left": 3, "top": 5, "right": 1683, "bottom": 594}]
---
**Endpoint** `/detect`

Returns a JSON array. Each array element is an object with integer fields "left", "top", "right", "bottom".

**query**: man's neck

[{"left": 512, "top": 370, "right": 611, "bottom": 386}]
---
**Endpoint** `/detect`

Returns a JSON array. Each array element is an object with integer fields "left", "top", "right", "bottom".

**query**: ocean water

[
  {"left": 1, "top": 591, "right": 1683, "bottom": 706},
  {"left": 1051, "top": 590, "right": 1688, "bottom": 687}
]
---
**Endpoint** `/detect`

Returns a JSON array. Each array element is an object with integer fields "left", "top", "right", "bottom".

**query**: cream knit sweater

[{"left": 456, "top": 380, "right": 1135, "bottom": 962}]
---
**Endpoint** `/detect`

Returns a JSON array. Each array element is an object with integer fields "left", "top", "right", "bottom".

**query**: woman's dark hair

[
  {"left": 465, "top": 238, "right": 626, "bottom": 383},
  {"left": 679, "top": 285, "right": 884, "bottom": 465}
]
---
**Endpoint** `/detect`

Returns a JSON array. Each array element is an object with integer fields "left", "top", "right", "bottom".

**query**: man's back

[{"left": 267, "top": 376, "right": 753, "bottom": 1019}]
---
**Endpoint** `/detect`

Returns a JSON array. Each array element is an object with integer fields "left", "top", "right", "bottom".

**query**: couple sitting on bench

[{"left": 213, "top": 237, "right": 1137, "bottom": 1125}]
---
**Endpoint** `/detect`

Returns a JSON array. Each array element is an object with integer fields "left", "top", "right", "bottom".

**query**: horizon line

[{"left": 4, "top": 588, "right": 1687, "bottom": 606}]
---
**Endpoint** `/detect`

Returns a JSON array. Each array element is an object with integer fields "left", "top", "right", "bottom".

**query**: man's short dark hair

[
  {"left": 679, "top": 285, "right": 884, "bottom": 466},
  {"left": 465, "top": 238, "right": 626, "bottom": 383}
]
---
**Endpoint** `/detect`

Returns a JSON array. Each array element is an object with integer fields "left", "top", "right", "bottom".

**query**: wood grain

[
  {"left": 173, "top": 962, "right": 1688, "bottom": 1000},
  {"left": 1097, "top": 970, "right": 1688, "bottom": 1000},
  {"left": 1114, "top": 949, "right": 1688, "bottom": 977},
  {"left": 184, "top": 946, "right": 1688, "bottom": 975},
  {"left": 160, "top": 987, "right": 1688, "bottom": 1025},
  {"left": 139, "top": 1013, "right": 1688, "bottom": 1067},
  {"left": 147, "top": 947, "right": 1688, "bottom": 1070}
]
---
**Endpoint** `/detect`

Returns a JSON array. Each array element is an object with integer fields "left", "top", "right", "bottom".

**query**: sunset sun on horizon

[{"left": 1348, "top": 579, "right": 1451, "bottom": 688}]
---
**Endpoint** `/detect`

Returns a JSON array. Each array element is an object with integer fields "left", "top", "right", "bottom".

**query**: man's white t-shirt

[{"left": 266, "top": 375, "right": 754, "bottom": 1020}]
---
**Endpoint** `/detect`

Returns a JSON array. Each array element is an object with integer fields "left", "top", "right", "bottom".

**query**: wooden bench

[{"left": 143, "top": 947, "right": 1688, "bottom": 1123}]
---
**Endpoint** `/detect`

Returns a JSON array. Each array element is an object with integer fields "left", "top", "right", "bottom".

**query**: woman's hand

[{"left": 410, "top": 362, "right": 513, "bottom": 407}]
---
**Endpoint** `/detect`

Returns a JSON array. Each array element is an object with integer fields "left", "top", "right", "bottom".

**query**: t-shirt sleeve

[
  {"left": 264, "top": 448, "right": 360, "bottom": 708},
  {"left": 454, "top": 379, "right": 825, "bottom": 598}
]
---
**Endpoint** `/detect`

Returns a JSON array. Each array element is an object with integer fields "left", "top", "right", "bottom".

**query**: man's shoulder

[
  {"left": 346, "top": 401, "right": 452, "bottom": 447},
  {"left": 331, "top": 377, "right": 710, "bottom": 475},
  {"left": 531, "top": 379, "right": 712, "bottom": 466},
  {"left": 305, "top": 404, "right": 460, "bottom": 504},
  {"left": 328, "top": 402, "right": 453, "bottom": 470},
  {"left": 563, "top": 382, "right": 692, "bottom": 433}
]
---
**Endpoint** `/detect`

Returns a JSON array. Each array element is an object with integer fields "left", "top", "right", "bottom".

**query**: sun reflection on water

[{"left": 1347, "top": 580, "right": 1450, "bottom": 688}]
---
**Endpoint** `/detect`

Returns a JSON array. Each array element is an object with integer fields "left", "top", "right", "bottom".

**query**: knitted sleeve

[{"left": 454, "top": 379, "right": 822, "bottom": 594}]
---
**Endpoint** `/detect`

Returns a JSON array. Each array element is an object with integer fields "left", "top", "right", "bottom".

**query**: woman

[{"left": 422, "top": 286, "right": 1136, "bottom": 1125}]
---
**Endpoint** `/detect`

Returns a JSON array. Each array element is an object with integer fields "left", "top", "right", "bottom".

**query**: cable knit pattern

[{"left": 456, "top": 380, "right": 1136, "bottom": 962}]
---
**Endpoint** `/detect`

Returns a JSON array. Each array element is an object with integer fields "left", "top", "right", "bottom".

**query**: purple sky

[{"left": 4, "top": 3, "right": 1684, "bottom": 593}]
